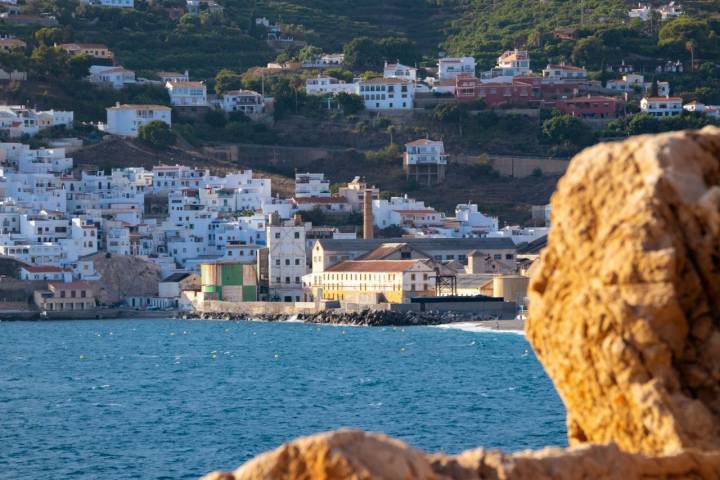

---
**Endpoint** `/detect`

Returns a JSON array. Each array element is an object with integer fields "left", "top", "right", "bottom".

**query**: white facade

[
  {"left": 267, "top": 216, "right": 307, "bottom": 301},
  {"left": 0, "top": 106, "right": 73, "bottom": 137},
  {"left": 542, "top": 64, "right": 587, "bottom": 80},
  {"left": 158, "top": 71, "right": 189, "bottom": 84},
  {"left": 481, "top": 49, "right": 531, "bottom": 81},
  {"left": 358, "top": 78, "right": 415, "bottom": 110},
  {"left": 606, "top": 74, "right": 669, "bottom": 97},
  {"left": 82, "top": 0, "right": 133, "bottom": 8},
  {"left": 684, "top": 101, "right": 720, "bottom": 118},
  {"left": 384, "top": 62, "right": 417, "bottom": 81},
  {"left": 305, "top": 76, "right": 357, "bottom": 96},
  {"left": 295, "top": 173, "right": 330, "bottom": 198},
  {"left": 404, "top": 139, "right": 447, "bottom": 167},
  {"left": 103, "top": 104, "right": 171, "bottom": 137},
  {"left": 221, "top": 90, "right": 265, "bottom": 114},
  {"left": 438, "top": 57, "right": 476, "bottom": 80},
  {"left": 372, "top": 195, "right": 443, "bottom": 228},
  {"left": 453, "top": 203, "right": 499, "bottom": 236},
  {"left": 0, "top": 143, "right": 73, "bottom": 174},
  {"left": 166, "top": 81, "right": 207, "bottom": 107},
  {"left": 640, "top": 96, "right": 683, "bottom": 117},
  {"left": 301, "top": 53, "right": 344, "bottom": 68},
  {"left": 88, "top": 65, "right": 136, "bottom": 89}
]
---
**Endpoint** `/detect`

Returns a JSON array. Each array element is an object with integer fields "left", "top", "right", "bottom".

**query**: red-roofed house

[
  {"left": 20, "top": 265, "right": 73, "bottom": 282},
  {"left": 551, "top": 95, "right": 620, "bottom": 119}
]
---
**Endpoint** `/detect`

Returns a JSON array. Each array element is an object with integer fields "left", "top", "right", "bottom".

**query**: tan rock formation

[
  {"left": 203, "top": 128, "right": 720, "bottom": 478},
  {"left": 528, "top": 126, "right": 720, "bottom": 454},
  {"left": 203, "top": 429, "right": 720, "bottom": 479}
]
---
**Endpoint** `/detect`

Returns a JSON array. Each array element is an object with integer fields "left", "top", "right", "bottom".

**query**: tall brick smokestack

[{"left": 363, "top": 189, "right": 374, "bottom": 240}]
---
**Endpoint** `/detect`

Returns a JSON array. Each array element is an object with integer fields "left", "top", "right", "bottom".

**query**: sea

[{"left": 0, "top": 319, "right": 566, "bottom": 480}]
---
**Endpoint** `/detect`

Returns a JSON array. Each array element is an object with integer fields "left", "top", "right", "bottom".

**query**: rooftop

[
  {"left": 317, "top": 237, "right": 516, "bottom": 252},
  {"left": 326, "top": 259, "right": 429, "bottom": 273}
]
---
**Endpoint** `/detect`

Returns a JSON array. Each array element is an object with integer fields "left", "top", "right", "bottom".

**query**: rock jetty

[
  {"left": 202, "top": 127, "right": 720, "bottom": 479},
  {"left": 181, "top": 309, "right": 498, "bottom": 326}
]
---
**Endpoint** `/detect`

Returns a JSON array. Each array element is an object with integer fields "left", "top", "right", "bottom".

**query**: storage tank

[
  {"left": 492, "top": 275, "right": 529, "bottom": 304},
  {"left": 201, "top": 262, "right": 257, "bottom": 302}
]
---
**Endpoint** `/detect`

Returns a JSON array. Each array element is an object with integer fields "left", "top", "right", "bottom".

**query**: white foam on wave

[{"left": 432, "top": 322, "right": 525, "bottom": 336}]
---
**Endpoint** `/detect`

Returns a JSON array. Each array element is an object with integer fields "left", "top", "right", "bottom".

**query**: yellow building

[{"left": 305, "top": 259, "right": 436, "bottom": 303}]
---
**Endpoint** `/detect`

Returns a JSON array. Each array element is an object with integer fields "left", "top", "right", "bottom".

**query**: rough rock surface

[
  {"left": 90, "top": 253, "right": 162, "bottom": 305},
  {"left": 203, "top": 430, "right": 720, "bottom": 480},
  {"left": 203, "top": 128, "right": 720, "bottom": 478},
  {"left": 528, "top": 126, "right": 720, "bottom": 454}
]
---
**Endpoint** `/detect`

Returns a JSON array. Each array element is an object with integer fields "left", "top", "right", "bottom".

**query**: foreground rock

[
  {"left": 528, "top": 127, "right": 720, "bottom": 454},
  {"left": 203, "top": 128, "right": 720, "bottom": 479},
  {"left": 203, "top": 430, "right": 720, "bottom": 480}
]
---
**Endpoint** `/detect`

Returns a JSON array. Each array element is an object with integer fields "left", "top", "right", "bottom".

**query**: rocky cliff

[{"left": 203, "top": 127, "right": 720, "bottom": 479}]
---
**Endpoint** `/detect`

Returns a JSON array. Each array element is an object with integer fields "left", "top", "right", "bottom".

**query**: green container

[{"left": 220, "top": 264, "right": 244, "bottom": 286}]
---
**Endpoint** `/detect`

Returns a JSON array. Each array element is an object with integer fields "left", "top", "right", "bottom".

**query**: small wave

[{"left": 432, "top": 322, "right": 525, "bottom": 335}]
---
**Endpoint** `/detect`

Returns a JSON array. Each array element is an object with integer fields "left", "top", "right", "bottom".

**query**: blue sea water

[{"left": 0, "top": 319, "right": 566, "bottom": 479}]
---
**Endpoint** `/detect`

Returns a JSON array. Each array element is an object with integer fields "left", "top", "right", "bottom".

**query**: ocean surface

[{"left": 0, "top": 319, "right": 566, "bottom": 479}]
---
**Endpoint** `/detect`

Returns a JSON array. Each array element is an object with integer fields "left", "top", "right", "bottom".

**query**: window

[
  {"left": 275, "top": 259, "right": 280, "bottom": 266},
  {"left": 494, "top": 254, "right": 502, "bottom": 260},
  {"left": 294, "top": 232, "right": 300, "bottom": 239},
  {"left": 505, "top": 254, "right": 514, "bottom": 260},
  {"left": 285, "top": 277, "right": 290, "bottom": 284},
  {"left": 274, "top": 232, "right": 280, "bottom": 239},
  {"left": 295, "top": 259, "right": 300, "bottom": 265},
  {"left": 285, "top": 259, "right": 290, "bottom": 265}
]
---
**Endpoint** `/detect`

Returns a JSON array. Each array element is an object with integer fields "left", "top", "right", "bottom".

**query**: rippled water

[{"left": 0, "top": 319, "right": 566, "bottom": 479}]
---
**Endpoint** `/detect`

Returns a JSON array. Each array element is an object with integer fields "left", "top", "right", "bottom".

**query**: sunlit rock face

[
  {"left": 204, "top": 127, "right": 720, "bottom": 479},
  {"left": 528, "top": 126, "right": 720, "bottom": 454}
]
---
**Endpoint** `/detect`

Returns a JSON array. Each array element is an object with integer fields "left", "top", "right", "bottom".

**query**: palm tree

[{"left": 686, "top": 40, "right": 696, "bottom": 71}]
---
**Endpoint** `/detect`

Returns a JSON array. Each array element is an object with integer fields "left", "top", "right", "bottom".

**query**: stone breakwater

[
  {"left": 181, "top": 309, "right": 500, "bottom": 326},
  {"left": 203, "top": 127, "right": 720, "bottom": 479}
]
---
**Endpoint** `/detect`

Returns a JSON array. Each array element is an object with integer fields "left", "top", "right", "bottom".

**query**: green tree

[
  {"left": 67, "top": 54, "right": 93, "bottom": 79},
  {"left": 343, "top": 37, "right": 381, "bottom": 70},
  {"left": 542, "top": 114, "right": 594, "bottom": 147},
  {"left": 297, "top": 44, "right": 322, "bottom": 62},
  {"left": 571, "top": 36, "right": 606, "bottom": 68},
  {"left": 138, "top": 121, "right": 176, "bottom": 149},
  {"left": 214, "top": 69, "right": 243, "bottom": 94},
  {"left": 30, "top": 45, "right": 68, "bottom": 77},
  {"left": 34, "top": 27, "right": 65, "bottom": 46},
  {"left": 336, "top": 92, "right": 364, "bottom": 115},
  {"left": 204, "top": 109, "right": 227, "bottom": 127}
]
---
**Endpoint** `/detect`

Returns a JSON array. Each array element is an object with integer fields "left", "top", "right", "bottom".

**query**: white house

[
  {"left": 684, "top": 101, "right": 720, "bottom": 118},
  {"left": 20, "top": 264, "right": 73, "bottom": 282},
  {"left": 103, "top": 103, "right": 171, "bottom": 137},
  {"left": 82, "top": 0, "right": 133, "bottom": 7},
  {"left": 657, "top": 1, "right": 682, "bottom": 19},
  {"left": 221, "top": 90, "right": 265, "bottom": 115},
  {"left": 301, "top": 53, "right": 344, "bottom": 68},
  {"left": 88, "top": 65, "right": 136, "bottom": 89},
  {"left": 166, "top": 81, "right": 207, "bottom": 107},
  {"left": 305, "top": 76, "right": 357, "bottom": 95},
  {"left": 542, "top": 64, "right": 587, "bottom": 80},
  {"left": 158, "top": 70, "right": 189, "bottom": 84},
  {"left": 640, "top": 96, "right": 683, "bottom": 117},
  {"left": 357, "top": 77, "right": 415, "bottom": 110},
  {"left": 453, "top": 203, "right": 498, "bottom": 236},
  {"left": 372, "top": 195, "right": 443, "bottom": 229},
  {"left": 403, "top": 139, "right": 448, "bottom": 185},
  {"left": 628, "top": 3, "right": 652, "bottom": 20},
  {"left": 438, "top": 57, "right": 476, "bottom": 80},
  {"left": 481, "top": 49, "right": 531, "bottom": 81},
  {"left": 384, "top": 61, "right": 417, "bottom": 81},
  {"left": 606, "top": 73, "right": 669, "bottom": 97},
  {"left": 0, "top": 106, "right": 73, "bottom": 137},
  {"left": 295, "top": 173, "right": 330, "bottom": 198}
]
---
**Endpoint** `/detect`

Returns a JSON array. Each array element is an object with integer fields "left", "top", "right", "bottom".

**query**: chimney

[{"left": 363, "top": 189, "right": 374, "bottom": 240}]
